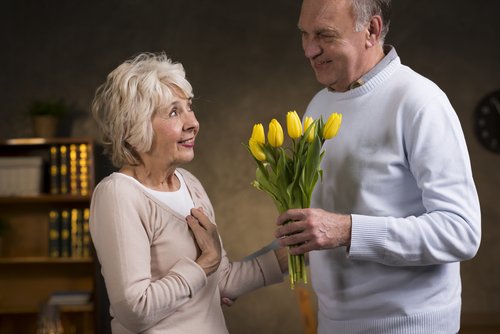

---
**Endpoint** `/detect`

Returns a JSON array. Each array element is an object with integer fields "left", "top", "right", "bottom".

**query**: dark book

[
  {"left": 60, "top": 209, "right": 71, "bottom": 257},
  {"left": 59, "top": 145, "right": 69, "bottom": 195},
  {"left": 49, "top": 145, "right": 60, "bottom": 195},
  {"left": 78, "top": 143, "right": 90, "bottom": 196},
  {"left": 48, "top": 210, "right": 60, "bottom": 257},
  {"left": 70, "top": 208, "right": 83, "bottom": 258},
  {"left": 82, "top": 208, "right": 91, "bottom": 258},
  {"left": 69, "top": 144, "right": 79, "bottom": 195}
]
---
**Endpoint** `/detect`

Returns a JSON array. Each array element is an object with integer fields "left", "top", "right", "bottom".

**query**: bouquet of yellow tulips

[{"left": 246, "top": 110, "right": 342, "bottom": 288}]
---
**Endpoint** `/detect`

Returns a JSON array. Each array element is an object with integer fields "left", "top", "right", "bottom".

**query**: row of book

[
  {"left": 48, "top": 208, "right": 91, "bottom": 258},
  {"left": 49, "top": 143, "right": 91, "bottom": 196},
  {"left": 48, "top": 290, "right": 92, "bottom": 306}
]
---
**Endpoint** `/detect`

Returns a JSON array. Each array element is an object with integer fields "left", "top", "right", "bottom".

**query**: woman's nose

[{"left": 184, "top": 112, "right": 199, "bottom": 133}]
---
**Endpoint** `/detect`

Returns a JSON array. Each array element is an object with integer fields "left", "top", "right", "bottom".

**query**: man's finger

[{"left": 276, "top": 208, "right": 304, "bottom": 226}]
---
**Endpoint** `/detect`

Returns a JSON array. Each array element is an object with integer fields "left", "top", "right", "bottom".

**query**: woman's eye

[{"left": 169, "top": 109, "right": 178, "bottom": 117}]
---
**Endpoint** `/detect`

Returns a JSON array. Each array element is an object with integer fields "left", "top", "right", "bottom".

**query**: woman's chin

[{"left": 178, "top": 152, "right": 195, "bottom": 164}]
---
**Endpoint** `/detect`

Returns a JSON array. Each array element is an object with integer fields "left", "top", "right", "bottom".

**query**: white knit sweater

[{"left": 305, "top": 53, "right": 481, "bottom": 333}]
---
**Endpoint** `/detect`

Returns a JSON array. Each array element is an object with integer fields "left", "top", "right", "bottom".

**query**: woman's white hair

[
  {"left": 91, "top": 52, "right": 193, "bottom": 168},
  {"left": 352, "top": 0, "right": 391, "bottom": 44}
]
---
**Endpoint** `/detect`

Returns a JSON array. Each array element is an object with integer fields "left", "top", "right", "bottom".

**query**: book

[
  {"left": 60, "top": 210, "right": 71, "bottom": 257},
  {"left": 82, "top": 208, "right": 91, "bottom": 258},
  {"left": 69, "top": 144, "right": 78, "bottom": 195},
  {"left": 0, "top": 157, "right": 43, "bottom": 196},
  {"left": 48, "top": 143, "right": 91, "bottom": 196},
  {"left": 70, "top": 209, "right": 83, "bottom": 257},
  {"left": 48, "top": 210, "right": 60, "bottom": 258},
  {"left": 48, "top": 290, "right": 91, "bottom": 306},
  {"left": 49, "top": 145, "right": 59, "bottom": 195},
  {"left": 48, "top": 208, "right": 92, "bottom": 258},
  {"left": 78, "top": 144, "right": 89, "bottom": 196},
  {"left": 59, "top": 145, "right": 68, "bottom": 194}
]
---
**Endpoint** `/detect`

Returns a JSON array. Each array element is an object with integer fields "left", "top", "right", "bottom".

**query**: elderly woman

[{"left": 90, "top": 52, "right": 286, "bottom": 333}]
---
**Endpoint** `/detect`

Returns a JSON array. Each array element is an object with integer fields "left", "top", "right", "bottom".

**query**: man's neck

[{"left": 329, "top": 45, "right": 387, "bottom": 92}]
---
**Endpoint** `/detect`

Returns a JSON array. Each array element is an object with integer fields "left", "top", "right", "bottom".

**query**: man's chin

[{"left": 314, "top": 73, "right": 333, "bottom": 88}]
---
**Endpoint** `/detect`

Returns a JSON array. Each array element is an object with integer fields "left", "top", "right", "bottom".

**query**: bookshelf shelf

[
  {"left": 0, "top": 137, "right": 96, "bottom": 334},
  {"left": 2, "top": 137, "right": 94, "bottom": 146},
  {"left": 0, "top": 303, "right": 93, "bottom": 315},
  {"left": 0, "top": 194, "right": 91, "bottom": 204},
  {"left": 0, "top": 256, "right": 93, "bottom": 264}
]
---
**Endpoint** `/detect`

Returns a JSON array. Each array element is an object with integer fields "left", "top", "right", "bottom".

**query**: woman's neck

[{"left": 120, "top": 164, "right": 180, "bottom": 192}]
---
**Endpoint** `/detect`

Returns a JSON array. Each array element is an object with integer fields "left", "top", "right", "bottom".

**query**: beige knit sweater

[{"left": 90, "top": 168, "right": 283, "bottom": 333}]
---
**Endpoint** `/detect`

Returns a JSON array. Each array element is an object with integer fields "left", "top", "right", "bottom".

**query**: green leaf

[
  {"left": 243, "top": 143, "right": 269, "bottom": 178},
  {"left": 262, "top": 143, "right": 277, "bottom": 170},
  {"left": 276, "top": 148, "right": 290, "bottom": 188},
  {"left": 304, "top": 135, "right": 321, "bottom": 188},
  {"left": 255, "top": 167, "right": 286, "bottom": 208}
]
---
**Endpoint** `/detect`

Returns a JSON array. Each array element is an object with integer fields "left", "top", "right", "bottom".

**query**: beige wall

[{"left": 1, "top": 0, "right": 500, "bottom": 332}]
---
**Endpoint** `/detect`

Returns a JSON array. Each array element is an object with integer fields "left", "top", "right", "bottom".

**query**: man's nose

[{"left": 303, "top": 39, "right": 321, "bottom": 59}]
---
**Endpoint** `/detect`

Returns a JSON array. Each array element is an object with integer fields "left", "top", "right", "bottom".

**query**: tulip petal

[
  {"left": 268, "top": 119, "right": 284, "bottom": 147},
  {"left": 303, "top": 116, "right": 315, "bottom": 143},
  {"left": 323, "top": 113, "right": 342, "bottom": 139},
  {"left": 251, "top": 123, "right": 265, "bottom": 144},
  {"left": 249, "top": 138, "right": 266, "bottom": 161},
  {"left": 287, "top": 111, "right": 303, "bottom": 139}
]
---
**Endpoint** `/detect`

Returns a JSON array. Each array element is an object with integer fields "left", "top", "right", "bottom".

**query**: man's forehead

[{"left": 298, "top": 0, "right": 353, "bottom": 30}]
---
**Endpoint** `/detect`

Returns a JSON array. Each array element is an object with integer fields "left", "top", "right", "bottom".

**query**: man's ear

[{"left": 365, "top": 15, "right": 383, "bottom": 48}]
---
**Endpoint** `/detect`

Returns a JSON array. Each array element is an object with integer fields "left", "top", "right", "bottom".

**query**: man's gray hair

[{"left": 352, "top": 0, "right": 391, "bottom": 44}]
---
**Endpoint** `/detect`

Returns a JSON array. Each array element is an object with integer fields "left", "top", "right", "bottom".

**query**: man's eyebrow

[
  {"left": 299, "top": 26, "right": 339, "bottom": 36},
  {"left": 298, "top": 23, "right": 336, "bottom": 32}
]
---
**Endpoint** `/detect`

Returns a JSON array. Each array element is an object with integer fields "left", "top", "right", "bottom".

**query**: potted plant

[{"left": 28, "top": 99, "right": 68, "bottom": 138}]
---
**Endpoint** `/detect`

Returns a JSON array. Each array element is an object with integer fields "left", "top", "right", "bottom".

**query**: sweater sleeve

[
  {"left": 217, "top": 243, "right": 284, "bottom": 299},
  {"left": 89, "top": 177, "right": 207, "bottom": 333},
  {"left": 177, "top": 169, "right": 284, "bottom": 298},
  {"left": 348, "top": 92, "right": 481, "bottom": 266}
]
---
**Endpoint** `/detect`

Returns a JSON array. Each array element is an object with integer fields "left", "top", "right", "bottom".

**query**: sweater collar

[{"left": 329, "top": 45, "right": 398, "bottom": 92}]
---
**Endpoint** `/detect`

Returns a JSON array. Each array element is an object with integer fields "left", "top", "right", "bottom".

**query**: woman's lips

[{"left": 178, "top": 138, "right": 195, "bottom": 148}]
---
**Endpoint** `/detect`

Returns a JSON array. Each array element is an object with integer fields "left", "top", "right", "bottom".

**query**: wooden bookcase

[{"left": 0, "top": 137, "right": 96, "bottom": 334}]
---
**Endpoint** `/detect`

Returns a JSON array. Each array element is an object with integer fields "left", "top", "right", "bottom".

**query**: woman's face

[{"left": 149, "top": 91, "right": 199, "bottom": 168}]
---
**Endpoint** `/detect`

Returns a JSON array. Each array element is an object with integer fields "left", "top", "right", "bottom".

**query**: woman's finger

[
  {"left": 191, "top": 207, "right": 214, "bottom": 229},
  {"left": 186, "top": 215, "right": 202, "bottom": 233}
]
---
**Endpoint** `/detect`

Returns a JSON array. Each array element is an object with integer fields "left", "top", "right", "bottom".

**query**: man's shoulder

[{"left": 393, "top": 63, "right": 442, "bottom": 93}]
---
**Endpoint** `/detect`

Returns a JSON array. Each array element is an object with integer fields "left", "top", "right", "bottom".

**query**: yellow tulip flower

[
  {"left": 249, "top": 138, "right": 266, "bottom": 161},
  {"left": 323, "top": 113, "right": 342, "bottom": 139},
  {"left": 250, "top": 123, "right": 265, "bottom": 144},
  {"left": 287, "top": 111, "right": 303, "bottom": 139},
  {"left": 268, "top": 119, "right": 284, "bottom": 147},
  {"left": 303, "top": 116, "right": 315, "bottom": 143}
]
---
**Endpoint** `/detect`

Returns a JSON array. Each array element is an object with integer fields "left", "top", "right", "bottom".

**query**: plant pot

[{"left": 32, "top": 115, "right": 59, "bottom": 138}]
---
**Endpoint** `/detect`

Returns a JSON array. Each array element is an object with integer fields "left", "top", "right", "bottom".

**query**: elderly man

[{"left": 276, "top": 0, "right": 481, "bottom": 333}]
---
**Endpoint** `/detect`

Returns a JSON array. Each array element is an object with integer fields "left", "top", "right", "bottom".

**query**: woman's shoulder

[
  {"left": 95, "top": 172, "right": 136, "bottom": 188},
  {"left": 93, "top": 172, "right": 144, "bottom": 201},
  {"left": 176, "top": 168, "right": 202, "bottom": 188}
]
